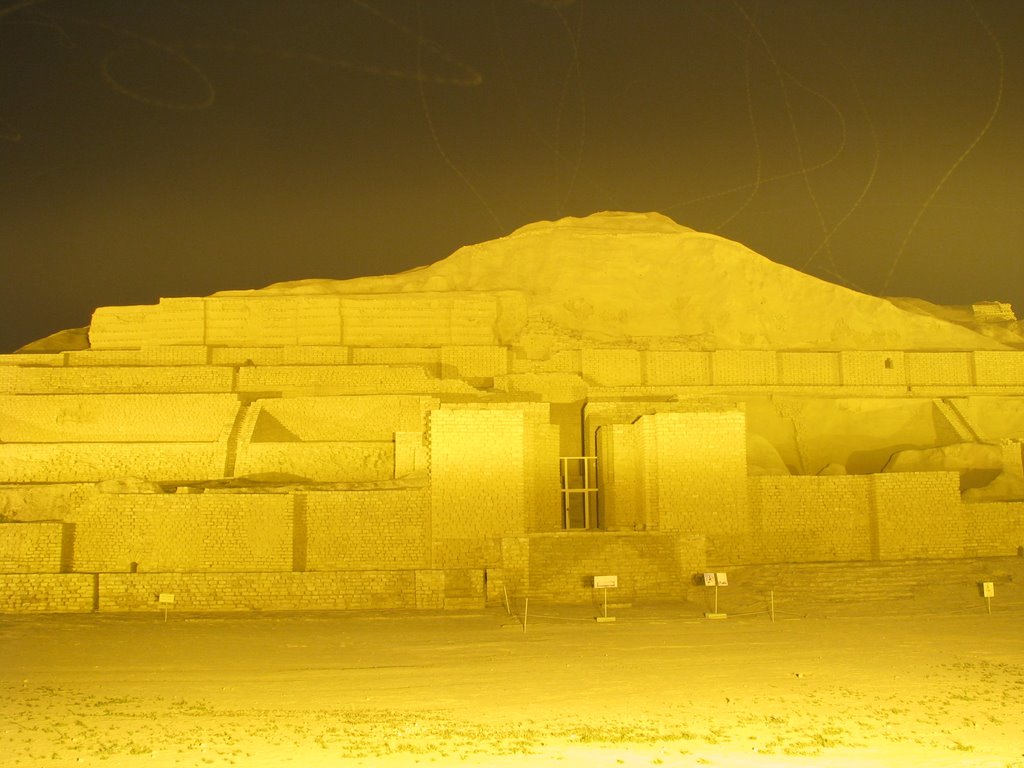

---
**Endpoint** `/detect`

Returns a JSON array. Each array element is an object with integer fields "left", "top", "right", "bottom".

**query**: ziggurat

[{"left": 2, "top": 213, "right": 1023, "bottom": 614}]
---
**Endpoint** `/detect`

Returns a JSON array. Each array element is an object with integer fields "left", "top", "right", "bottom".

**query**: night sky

[{"left": 2, "top": 0, "right": 1022, "bottom": 352}]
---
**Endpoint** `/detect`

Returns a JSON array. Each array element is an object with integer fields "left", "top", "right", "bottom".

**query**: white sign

[
  {"left": 158, "top": 593, "right": 175, "bottom": 604},
  {"left": 716, "top": 572, "right": 729, "bottom": 587},
  {"left": 594, "top": 575, "right": 618, "bottom": 589},
  {"left": 702, "top": 573, "right": 716, "bottom": 587},
  {"left": 981, "top": 582, "right": 995, "bottom": 598}
]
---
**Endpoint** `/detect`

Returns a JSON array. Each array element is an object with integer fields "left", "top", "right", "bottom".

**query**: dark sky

[{"left": 2, "top": 0, "right": 1022, "bottom": 352}]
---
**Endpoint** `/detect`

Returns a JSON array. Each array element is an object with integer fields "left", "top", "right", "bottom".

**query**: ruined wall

[
  {"left": 521, "top": 531, "right": 704, "bottom": 603},
  {"left": 303, "top": 489, "right": 431, "bottom": 571},
  {"left": 638, "top": 411, "right": 750, "bottom": 559},
  {"left": 0, "top": 522, "right": 65, "bottom": 573},
  {"left": 0, "top": 366, "right": 234, "bottom": 394},
  {"left": 68, "top": 493, "right": 293, "bottom": 573},
  {"left": 0, "top": 444, "right": 226, "bottom": 483},
  {"left": 873, "top": 472, "right": 967, "bottom": 560},
  {"left": 748, "top": 476, "right": 874, "bottom": 563},
  {"left": 0, "top": 574, "right": 95, "bottom": 612},
  {"left": 429, "top": 407, "right": 528, "bottom": 568},
  {"left": 0, "top": 394, "right": 238, "bottom": 442}
]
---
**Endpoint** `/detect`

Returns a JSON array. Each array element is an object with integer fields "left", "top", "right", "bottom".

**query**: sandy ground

[{"left": 1, "top": 600, "right": 1022, "bottom": 768}]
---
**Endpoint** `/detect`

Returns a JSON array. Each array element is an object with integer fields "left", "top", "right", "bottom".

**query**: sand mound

[{"left": 234, "top": 212, "right": 1010, "bottom": 351}]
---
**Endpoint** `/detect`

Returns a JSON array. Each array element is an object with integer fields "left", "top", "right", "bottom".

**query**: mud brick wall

[
  {"left": 97, "top": 570, "right": 418, "bottom": 612},
  {"left": 210, "top": 346, "right": 352, "bottom": 366},
  {"left": 522, "top": 531, "right": 704, "bottom": 603},
  {"left": 0, "top": 574, "right": 95, "bottom": 612},
  {"left": 719, "top": 556, "right": 1024, "bottom": 614},
  {"left": 510, "top": 350, "right": 581, "bottom": 374},
  {"left": 0, "top": 443, "right": 226, "bottom": 483},
  {"left": 839, "top": 351, "right": 906, "bottom": 387},
  {"left": 340, "top": 294, "right": 500, "bottom": 347},
  {"left": 873, "top": 472, "right": 965, "bottom": 559},
  {"left": 0, "top": 522, "right": 65, "bottom": 572},
  {"left": 0, "top": 366, "right": 234, "bottom": 394},
  {"left": 255, "top": 395, "right": 433, "bottom": 441},
  {"left": 236, "top": 365, "right": 471, "bottom": 395},
  {"left": 596, "top": 423, "right": 643, "bottom": 531},
  {"left": 429, "top": 408, "right": 528, "bottom": 568},
  {"left": 712, "top": 350, "right": 778, "bottom": 386},
  {"left": 905, "top": 352, "right": 974, "bottom": 386},
  {"left": 748, "top": 476, "right": 874, "bottom": 563},
  {"left": 0, "top": 394, "right": 238, "bottom": 442},
  {"left": 639, "top": 411, "right": 749, "bottom": 561},
  {"left": 350, "top": 347, "right": 440, "bottom": 366},
  {"left": 303, "top": 489, "right": 431, "bottom": 570},
  {"left": 960, "top": 501, "right": 1024, "bottom": 556},
  {"left": 205, "top": 297, "right": 343, "bottom": 346},
  {"left": 68, "top": 493, "right": 293, "bottom": 572},
  {"left": 88, "top": 304, "right": 153, "bottom": 348},
  {"left": 0, "top": 483, "right": 96, "bottom": 523},
  {"left": 974, "top": 351, "right": 1024, "bottom": 386},
  {"left": 440, "top": 346, "right": 510, "bottom": 379},
  {"left": 642, "top": 350, "right": 711, "bottom": 386},
  {"left": 778, "top": 352, "right": 841, "bottom": 386},
  {"left": 0, "top": 353, "right": 65, "bottom": 367},
  {"left": 523, "top": 406, "right": 562, "bottom": 533},
  {"left": 65, "top": 347, "right": 210, "bottom": 366},
  {"left": 235, "top": 442, "right": 395, "bottom": 483},
  {"left": 581, "top": 349, "right": 642, "bottom": 387}
]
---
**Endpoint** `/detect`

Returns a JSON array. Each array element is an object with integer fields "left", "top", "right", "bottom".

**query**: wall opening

[{"left": 560, "top": 456, "right": 598, "bottom": 530}]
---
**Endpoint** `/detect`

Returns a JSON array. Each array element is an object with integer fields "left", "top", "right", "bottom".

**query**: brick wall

[
  {"left": 974, "top": 351, "right": 1024, "bottom": 386},
  {"left": 0, "top": 574, "right": 95, "bottom": 612},
  {"left": 211, "top": 346, "right": 352, "bottom": 366},
  {"left": 255, "top": 395, "right": 433, "bottom": 441},
  {"left": 0, "top": 366, "right": 234, "bottom": 394},
  {"left": 97, "top": 571, "right": 416, "bottom": 612},
  {"left": 0, "top": 522, "right": 65, "bottom": 572},
  {"left": 713, "top": 350, "right": 778, "bottom": 386},
  {"left": 778, "top": 352, "right": 841, "bottom": 386},
  {"left": 639, "top": 411, "right": 750, "bottom": 560},
  {"left": 0, "top": 394, "right": 238, "bottom": 442},
  {"left": 520, "top": 531, "right": 705, "bottom": 603},
  {"left": 643, "top": 350, "right": 711, "bottom": 386},
  {"left": 235, "top": 442, "right": 395, "bottom": 482},
  {"left": 340, "top": 294, "right": 499, "bottom": 347},
  {"left": 874, "top": 472, "right": 965, "bottom": 559},
  {"left": 0, "top": 443, "right": 226, "bottom": 483},
  {"left": 906, "top": 352, "right": 973, "bottom": 386},
  {"left": 68, "top": 493, "right": 293, "bottom": 573},
  {"left": 748, "top": 476, "right": 874, "bottom": 562},
  {"left": 840, "top": 351, "right": 906, "bottom": 387},
  {"left": 429, "top": 408, "right": 528, "bottom": 567},
  {"left": 304, "top": 489, "right": 431, "bottom": 570},
  {"left": 66, "top": 347, "right": 209, "bottom": 366},
  {"left": 581, "top": 349, "right": 642, "bottom": 386},
  {"left": 236, "top": 365, "right": 472, "bottom": 395},
  {"left": 441, "top": 346, "right": 510, "bottom": 379}
]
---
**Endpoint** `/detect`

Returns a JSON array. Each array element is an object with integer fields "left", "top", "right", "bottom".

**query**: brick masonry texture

[{"left": 2, "top": 289, "right": 1024, "bottom": 614}]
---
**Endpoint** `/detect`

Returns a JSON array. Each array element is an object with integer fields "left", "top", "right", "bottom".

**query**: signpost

[
  {"left": 594, "top": 575, "right": 617, "bottom": 622},
  {"left": 702, "top": 572, "right": 728, "bottom": 619},
  {"left": 158, "top": 592, "right": 175, "bottom": 622},
  {"left": 980, "top": 581, "right": 995, "bottom": 614}
]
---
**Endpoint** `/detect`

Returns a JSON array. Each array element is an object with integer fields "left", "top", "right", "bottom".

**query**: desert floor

[{"left": 1, "top": 597, "right": 1022, "bottom": 768}]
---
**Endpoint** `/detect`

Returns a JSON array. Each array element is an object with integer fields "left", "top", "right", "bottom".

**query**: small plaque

[
  {"left": 702, "top": 573, "right": 716, "bottom": 587},
  {"left": 594, "top": 575, "right": 618, "bottom": 589},
  {"left": 158, "top": 593, "right": 175, "bottom": 604},
  {"left": 981, "top": 582, "right": 995, "bottom": 598},
  {"left": 715, "top": 572, "right": 729, "bottom": 587}
]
